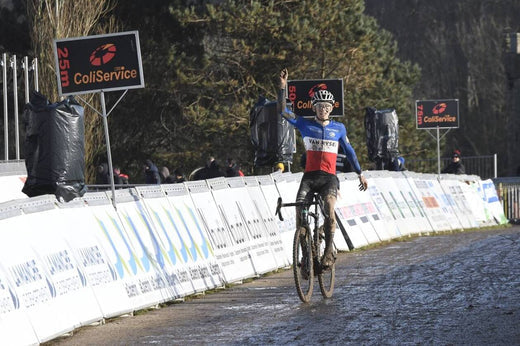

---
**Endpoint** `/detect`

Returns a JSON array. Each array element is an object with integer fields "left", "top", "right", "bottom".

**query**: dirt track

[{"left": 46, "top": 226, "right": 520, "bottom": 345}]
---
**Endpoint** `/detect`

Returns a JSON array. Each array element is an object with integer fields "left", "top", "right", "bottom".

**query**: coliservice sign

[
  {"left": 415, "top": 99, "right": 459, "bottom": 129},
  {"left": 287, "top": 79, "right": 344, "bottom": 117},
  {"left": 54, "top": 31, "right": 144, "bottom": 96}
]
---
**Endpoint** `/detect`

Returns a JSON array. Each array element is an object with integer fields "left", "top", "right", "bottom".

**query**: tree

[
  {"left": 365, "top": 0, "right": 520, "bottom": 175},
  {"left": 27, "top": 0, "right": 117, "bottom": 182},
  {"left": 107, "top": 0, "right": 421, "bottom": 180}
]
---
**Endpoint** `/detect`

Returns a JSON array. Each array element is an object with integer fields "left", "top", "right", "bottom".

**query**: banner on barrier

[
  {"left": 159, "top": 184, "right": 224, "bottom": 290},
  {"left": 59, "top": 205, "right": 130, "bottom": 319},
  {"left": 213, "top": 177, "right": 280, "bottom": 275},
  {"left": 336, "top": 177, "right": 378, "bottom": 248},
  {"left": 0, "top": 217, "right": 40, "bottom": 346},
  {"left": 187, "top": 180, "right": 254, "bottom": 284},
  {"left": 244, "top": 176, "right": 290, "bottom": 268},
  {"left": 480, "top": 179, "right": 507, "bottom": 225}
]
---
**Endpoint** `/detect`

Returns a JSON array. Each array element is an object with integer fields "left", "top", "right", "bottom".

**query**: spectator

[
  {"left": 390, "top": 156, "right": 406, "bottom": 171},
  {"left": 174, "top": 168, "right": 186, "bottom": 183},
  {"left": 226, "top": 158, "right": 241, "bottom": 177},
  {"left": 193, "top": 156, "right": 225, "bottom": 180},
  {"left": 441, "top": 150, "right": 466, "bottom": 174},
  {"left": 160, "top": 166, "right": 176, "bottom": 184},
  {"left": 96, "top": 162, "right": 110, "bottom": 184},
  {"left": 274, "top": 162, "right": 285, "bottom": 173},
  {"left": 113, "top": 166, "right": 129, "bottom": 185},
  {"left": 144, "top": 159, "right": 161, "bottom": 184}
]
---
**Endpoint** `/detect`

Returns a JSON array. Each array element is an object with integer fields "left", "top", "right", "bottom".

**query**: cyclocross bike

[{"left": 275, "top": 193, "right": 337, "bottom": 303}]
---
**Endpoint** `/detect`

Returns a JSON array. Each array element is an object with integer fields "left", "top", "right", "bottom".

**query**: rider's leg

[{"left": 321, "top": 194, "right": 337, "bottom": 267}]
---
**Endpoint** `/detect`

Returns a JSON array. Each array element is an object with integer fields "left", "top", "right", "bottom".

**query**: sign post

[
  {"left": 54, "top": 31, "right": 144, "bottom": 208},
  {"left": 415, "top": 99, "right": 459, "bottom": 175}
]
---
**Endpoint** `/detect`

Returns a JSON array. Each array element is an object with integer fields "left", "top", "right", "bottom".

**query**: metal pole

[
  {"left": 23, "top": 56, "right": 30, "bottom": 103},
  {"left": 100, "top": 91, "right": 117, "bottom": 209},
  {"left": 10, "top": 55, "right": 20, "bottom": 160},
  {"left": 437, "top": 126, "right": 441, "bottom": 176},
  {"left": 494, "top": 153, "right": 498, "bottom": 178},
  {"left": 2, "top": 53, "right": 8, "bottom": 160},
  {"left": 32, "top": 58, "right": 39, "bottom": 91}
]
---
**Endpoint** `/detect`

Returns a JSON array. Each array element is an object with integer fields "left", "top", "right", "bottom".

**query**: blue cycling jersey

[{"left": 283, "top": 107, "right": 362, "bottom": 175}]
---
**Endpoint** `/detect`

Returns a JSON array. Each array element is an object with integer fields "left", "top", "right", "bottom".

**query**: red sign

[
  {"left": 54, "top": 31, "right": 144, "bottom": 96},
  {"left": 416, "top": 99, "right": 459, "bottom": 129}
]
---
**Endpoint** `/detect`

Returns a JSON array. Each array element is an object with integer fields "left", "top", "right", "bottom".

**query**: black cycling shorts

[{"left": 295, "top": 170, "right": 339, "bottom": 204}]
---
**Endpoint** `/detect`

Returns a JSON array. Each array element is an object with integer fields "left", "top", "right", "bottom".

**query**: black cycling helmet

[{"left": 311, "top": 89, "right": 335, "bottom": 105}]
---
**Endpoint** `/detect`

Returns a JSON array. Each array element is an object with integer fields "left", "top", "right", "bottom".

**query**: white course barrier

[{"left": 0, "top": 171, "right": 507, "bottom": 345}]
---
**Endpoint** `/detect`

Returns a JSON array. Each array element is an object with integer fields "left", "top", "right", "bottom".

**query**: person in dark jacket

[
  {"left": 174, "top": 168, "right": 186, "bottom": 183},
  {"left": 441, "top": 150, "right": 466, "bottom": 174},
  {"left": 96, "top": 163, "right": 110, "bottom": 184},
  {"left": 144, "top": 159, "right": 161, "bottom": 184},
  {"left": 160, "top": 166, "right": 176, "bottom": 184},
  {"left": 225, "top": 158, "right": 241, "bottom": 177},
  {"left": 193, "top": 156, "right": 225, "bottom": 180}
]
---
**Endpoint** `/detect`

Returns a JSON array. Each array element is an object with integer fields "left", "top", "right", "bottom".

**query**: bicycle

[{"left": 275, "top": 193, "right": 337, "bottom": 303}]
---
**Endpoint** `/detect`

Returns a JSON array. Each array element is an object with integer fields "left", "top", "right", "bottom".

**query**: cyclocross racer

[{"left": 277, "top": 68, "right": 368, "bottom": 269}]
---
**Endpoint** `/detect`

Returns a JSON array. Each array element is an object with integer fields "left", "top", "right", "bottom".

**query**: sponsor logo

[
  {"left": 432, "top": 102, "right": 447, "bottom": 114},
  {"left": 89, "top": 43, "right": 117, "bottom": 66},
  {"left": 304, "top": 137, "right": 338, "bottom": 153}
]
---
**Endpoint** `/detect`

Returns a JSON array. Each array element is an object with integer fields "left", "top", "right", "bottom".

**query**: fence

[
  {"left": 406, "top": 154, "right": 497, "bottom": 179},
  {"left": 493, "top": 177, "right": 520, "bottom": 223},
  {"left": 0, "top": 53, "right": 39, "bottom": 161}
]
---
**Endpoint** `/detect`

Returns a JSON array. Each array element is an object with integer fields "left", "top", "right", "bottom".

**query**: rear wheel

[
  {"left": 293, "top": 225, "right": 313, "bottom": 303},
  {"left": 317, "top": 226, "right": 335, "bottom": 298}
]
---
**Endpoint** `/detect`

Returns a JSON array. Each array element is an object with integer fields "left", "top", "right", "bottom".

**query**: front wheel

[
  {"left": 293, "top": 225, "right": 313, "bottom": 303},
  {"left": 317, "top": 226, "right": 335, "bottom": 298}
]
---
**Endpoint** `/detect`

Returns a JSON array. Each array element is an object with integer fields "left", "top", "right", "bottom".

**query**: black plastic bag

[
  {"left": 22, "top": 91, "right": 87, "bottom": 201},
  {"left": 250, "top": 96, "right": 295, "bottom": 167},
  {"left": 364, "top": 107, "right": 399, "bottom": 170}
]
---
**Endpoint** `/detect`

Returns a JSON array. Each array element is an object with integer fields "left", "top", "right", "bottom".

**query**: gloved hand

[
  {"left": 279, "top": 68, "right": 288, "bottom": 89},
  {"left": 358, "top": 174, "right": 368, "bottom": 191}
]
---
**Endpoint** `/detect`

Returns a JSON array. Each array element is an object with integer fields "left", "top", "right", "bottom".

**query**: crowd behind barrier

[{"left": 0, "top": 170, "right": 509, "bottom": 345}]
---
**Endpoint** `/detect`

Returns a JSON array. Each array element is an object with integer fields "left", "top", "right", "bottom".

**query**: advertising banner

[
  {"left": 0, "top": 216, "right": 40, "bottom": 346},
  {"left": 370, "top": 176, "right": 415, "bottom": 236},
  {"left": 214, "top": 177, "right": 279, "bottom": 275},
  {"left": 88, "top": 190, "right": 169, "bottom": 312},
  {"left": 0, "top": 214, "right": 78, "bottom": 343},
  {"left": 409, "top": 175, "right": 452, "bottom": 231},
  {"left": 438, "top": 178, "right": 478, "bottom": 229},
  {"left": 335, "top": 177, "right": 377, "bottom": 248},
  {"left": 112, "top": 189, "right": 186, "bottom": 306},
  {"left": 186, "top": 180, "right": 254, "bottom": 284},
  {"left": 156, "top": 184, "right": 224, "bottom": 292},
  {"left": 342, "top": 174, "right": 393, "bottom": 242},
  {"left": 54, "top": 31, "right": 144, "bottom": 96},
  {"left": 57, "top": 204, "right": 129, "bottom": 319},
  {"left": 416, "top": 99, "right": 459, "bottom": 129},
  {"left": 365, "top": 172, "right": 401, "bottom": 239},
  {"left": 391, "top": 173, "right": 433, "bottom": 234},
  {"left": 480, "top": 179, "right": 508, "bottom": 224},
  {"left": 243, "top": 176, "right": 290, "bottom": 268},
  {"left": 136, "top": 188, "right": 206, "bottom": 296},
  {"left": 287, "top": 79, "right": 344, "bottom": 117}
]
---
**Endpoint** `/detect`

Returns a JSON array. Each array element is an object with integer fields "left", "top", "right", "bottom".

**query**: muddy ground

[{"left": 46, "top": 225, "right": 520, "bottom": 345}]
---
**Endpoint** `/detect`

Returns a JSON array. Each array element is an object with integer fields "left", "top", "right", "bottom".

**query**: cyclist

[{"left": 277, "top": 68, "right": 368, "bottom": 270}]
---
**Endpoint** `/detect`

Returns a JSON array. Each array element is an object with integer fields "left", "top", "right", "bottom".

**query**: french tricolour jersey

[{"left": 287, "top": 115, "right": 362, "bottom": 175}]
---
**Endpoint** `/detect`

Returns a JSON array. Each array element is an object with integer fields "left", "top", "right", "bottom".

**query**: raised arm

[{"left": 277, "top": 68, "right": 296, "bottom": 120}]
